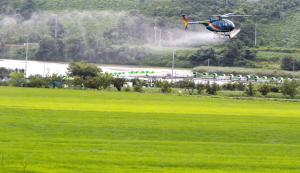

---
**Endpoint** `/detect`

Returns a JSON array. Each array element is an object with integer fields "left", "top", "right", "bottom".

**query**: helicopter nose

[{"left": 230, "top": 26, "right": 235, "bottom": 31}]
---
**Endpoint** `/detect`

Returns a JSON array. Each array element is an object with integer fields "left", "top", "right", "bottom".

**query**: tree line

[{"left": 1, "top": 61, "right": 299, "bottom": 99}]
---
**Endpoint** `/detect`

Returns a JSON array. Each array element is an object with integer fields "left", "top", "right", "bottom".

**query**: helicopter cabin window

[
  {"left": 211, "top": 17, "right": 220, "bottom": 20},
  {"left": 223, "top": 22, "right": 228, "bottom": 29},
  {"left": 216, "top": 22, "right": 221, "bottom": 28}
]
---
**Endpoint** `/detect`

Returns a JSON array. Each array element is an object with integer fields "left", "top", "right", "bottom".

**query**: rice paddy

[{"left": 1, "top": 87, "right": 300, "bottom": 172}]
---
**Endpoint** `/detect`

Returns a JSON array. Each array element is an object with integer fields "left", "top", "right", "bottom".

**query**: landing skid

[{"left": 213, "top": 28, "right": 241, "bottom": 40}]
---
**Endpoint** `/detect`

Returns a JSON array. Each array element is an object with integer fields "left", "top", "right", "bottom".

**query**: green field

[{"left": 1, "top": 87, "right": 300, "bottom": 172}]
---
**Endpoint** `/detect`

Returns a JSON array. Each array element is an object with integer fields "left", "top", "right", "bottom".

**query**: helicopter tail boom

[{"left": 181, "top": 14, "right": 209, "bottom": 29}]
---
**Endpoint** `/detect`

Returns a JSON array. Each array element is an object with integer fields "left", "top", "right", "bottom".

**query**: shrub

[
  {"left": 196, "top": 83, "right": 205, "bottom": 94},
  {"left": 281, "top": 79, "right": 299, "bottom": 98},
  {"left": 161, "top": 81, "right": 172, "bottom": 93},
  {"left": 124, "top": 86, "right": 131, "bottom": 92},
  {"left": 131, "top": 78, "right": 148, "bottom": 86},
  {"left": 27, "top": 74, "right": 44, "bottom": 88},
  {"left": 73, "top": 76, "right": 84, "bottom": 89},
  {"left": 9, "top": 71, "right": 26, "bottom": 87},
  {"left": 133, "top": 81, "right": 143, "bottom": 92},
  {"left": 270, "top": 84, "right": 280, "bottom": 93},
  {"left": 237, "top": 82, "right": 246, "bottom": 91},
  {"left": 0, "top": 81, "right": 9, "bottom": 86},
  {"left": 97, "top": 72, "right": 114, "bottom": 90},
  {"left": 222, "top": 82, "right": 244, "bottom": 91},
  {"left": 245, "top": 81, "right": 257, "bottom": 96},
  {"left": 47, "top": 73, "right": 63, "bottom": 88},
  {"left": 259, "top": 82, "right": 271, "bottom": 96}
]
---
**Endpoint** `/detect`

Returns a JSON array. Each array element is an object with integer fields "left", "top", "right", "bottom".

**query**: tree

[
  {"left": 245, "top": 81, "right": 257, "bottom": 96},
  {"left": 9, "top": 71, "right": 25, "bottom": 87},
  {"left": 113, "top": 78, "right": 126, "bottom": 91},
  {"left": 174, "top": 79, "right": 195, "bottom": 94},
  {"left": 67, "top": 61, "right": 102, "bottom": 79},
  {"left": 97, "top": 72, "right": 114, "bottom": 90},
  {"left": 0, "top": 35, "right": 5, "bottom": 53},
  {"left": 185, "top": 79, "right": 195, "bottom": 95},
  {"left": 83, "top": 76, "right": 99, "bottom": 89},
  {"left": 0, "top": 67, "right": 14, "bottom": 79},
  {"left": 35, "top": 36, "right": 63, "bottom": 61},
  {"left": 281, "top": 55, "right": 300, "bottom": 71},
  {"left": 47, "top": 16, "right": 65, "bottom": 39},
  {"left": 259, "top": 82, "right": 271, "bottom": 96},
  {"left": 72, "top": 76, "right": 84, "bottom": 89},
  {"left": 239, "top": 21, "right": 255, "bottom": 47},
  {"left": 218, "top": 40, "right": 245, "bottom": 66},
  {"left": 189, "top": 47, "right": 216, "bottom": 66},
  {"left": 206, "top": 81, "right": 218, "bottom": 95},
  {"left": 218, "top": 40, "right": 257, "bottom": 67},
  {"left": 20, "top": 0, "right": 36, "bottom": 20},
  {"left": 282, "top": 79, "right": 299, "bottom": 98}
]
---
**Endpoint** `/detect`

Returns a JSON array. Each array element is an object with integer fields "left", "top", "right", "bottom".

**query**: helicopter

[{"left": 181, "top": 13, "right": 252, "bottom": 39}]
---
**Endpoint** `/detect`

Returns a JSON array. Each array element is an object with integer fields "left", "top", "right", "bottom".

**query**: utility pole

[
  {"left": 43, "top": 65, "right": 45, "bottom": 78},
  {"left": 207, "top": 59, "right": 210, "bottom": 79},
  {"left": 293, "top": 59, "right": 295, "bottom": 78},
  {"left": 154, "top": 18, "right": 157, "bottom": 42},
  {"left": 159, "top": 29, "right": 162, "bottom": 47},
  {"left": 171, "top": 47, "right": 175, "bottom": 81},
  {"left": 25, "top": 38, "right": 29, "bottom": 77},
  {"left": 255, "top": 21, "right": 257, "bottom": 46},
  {"left": 55, "top": 13, "right": 58, "bottom": 39}
]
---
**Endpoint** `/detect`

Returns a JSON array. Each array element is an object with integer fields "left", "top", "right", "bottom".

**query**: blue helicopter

[{"left": 182, "top": 13, "right": 251, "bottom": 39}]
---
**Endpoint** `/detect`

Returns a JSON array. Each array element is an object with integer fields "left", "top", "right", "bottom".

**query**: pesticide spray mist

[{"left": 0, "top": 10, "right": 225, "bottom": 47}]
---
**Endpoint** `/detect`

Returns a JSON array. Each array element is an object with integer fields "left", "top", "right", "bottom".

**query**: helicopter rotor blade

[
  {"left": 211, "top": 14, "right": 252, "bottom": 18},
  {"left": 226, "top": 15, "right": 252, "bottom": 17}
]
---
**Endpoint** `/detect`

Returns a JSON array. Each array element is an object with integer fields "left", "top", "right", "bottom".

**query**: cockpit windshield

[
  {"left": 223, "top": 19, "right": 235, "bottom": 31},
  {"left": 223, "top": 19, "right": 235, "bottom": 28}
]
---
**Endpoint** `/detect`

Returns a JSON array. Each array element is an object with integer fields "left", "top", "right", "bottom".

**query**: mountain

[{"left": 0, "top": 0, "right": 299, "bottom": 69}]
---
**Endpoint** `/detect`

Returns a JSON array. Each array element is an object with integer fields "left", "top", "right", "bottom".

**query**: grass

[
  {"left": 256, "top": 51, "right": 299, "bottom": 58},
  {"left": 1, "top": 87, "right": 300, "bottom": 172}
]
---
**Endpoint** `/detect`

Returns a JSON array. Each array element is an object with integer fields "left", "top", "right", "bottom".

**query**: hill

[
  {"left": 1, "top": 0, "right": 300, "bottom": 47},
  {"left": 0, "top": 0, "right": 300, "bottom": 70}
]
